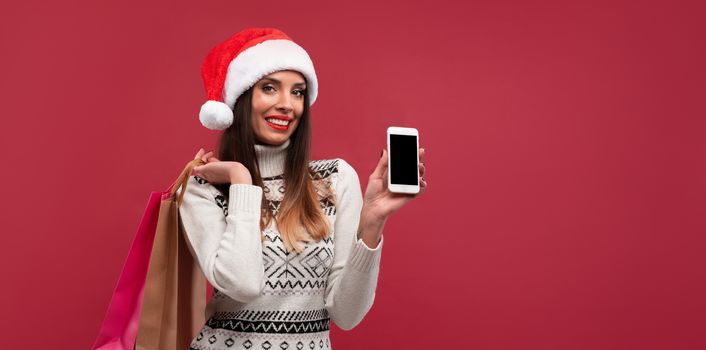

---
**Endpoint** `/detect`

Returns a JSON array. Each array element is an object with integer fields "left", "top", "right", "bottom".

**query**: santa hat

[{"left": 199, "top": 28, "right": 319, "bottom": 130}]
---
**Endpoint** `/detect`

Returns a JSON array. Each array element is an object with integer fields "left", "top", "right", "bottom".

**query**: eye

[
  {"left": 293, "top": 89, "right": 306, "bottom": 97},
  {"left": 262, "top": 84, "right": 275, "bottom": 93}
]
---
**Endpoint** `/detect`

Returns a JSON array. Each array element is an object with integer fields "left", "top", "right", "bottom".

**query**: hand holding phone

[{"left": 360, "top": 127, "right": 426, "bottom": 224}]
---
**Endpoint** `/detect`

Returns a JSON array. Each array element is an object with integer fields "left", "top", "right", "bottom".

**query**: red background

[{"left": 1, "top": 0, "right": 705, "bottom": 348}]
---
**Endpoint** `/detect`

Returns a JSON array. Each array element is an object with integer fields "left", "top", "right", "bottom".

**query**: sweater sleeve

[
  {"left": 176, "top": 176, "right": 266, "bottom": 302},
  {"left": 324, "top": 159, "right": 384, "bottom": 331}
]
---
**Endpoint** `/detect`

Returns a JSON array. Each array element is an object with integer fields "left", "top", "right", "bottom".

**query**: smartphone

[{"left": 387, "top": 127, "right": 420, "bottom": 194}]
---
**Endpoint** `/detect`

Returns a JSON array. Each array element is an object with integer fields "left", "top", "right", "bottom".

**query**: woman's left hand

[{"left": 362, "top": 147, "right": 427, "bottom": 222}]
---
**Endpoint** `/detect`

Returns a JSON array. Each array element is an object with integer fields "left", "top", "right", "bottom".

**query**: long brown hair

[{"left": 213, "top": 85, "right": 333, "bottom": 253}]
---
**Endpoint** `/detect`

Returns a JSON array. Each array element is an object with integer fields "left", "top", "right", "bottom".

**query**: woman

[{"left": 178, "top": 28, "right": 427, "bottom": 350}]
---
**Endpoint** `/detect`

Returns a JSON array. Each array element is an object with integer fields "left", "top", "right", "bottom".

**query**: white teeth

[{"left": 266, "top": 118, "right": 290, "bottom": 126}]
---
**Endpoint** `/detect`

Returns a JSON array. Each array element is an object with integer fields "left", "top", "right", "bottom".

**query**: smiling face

[{"left": 250, "top": 70, "right": 307, "bottom": 145}]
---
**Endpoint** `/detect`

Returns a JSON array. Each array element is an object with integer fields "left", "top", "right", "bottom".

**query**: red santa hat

[{"left": 199, "top": 28, "right": 319, "bottom": 130}]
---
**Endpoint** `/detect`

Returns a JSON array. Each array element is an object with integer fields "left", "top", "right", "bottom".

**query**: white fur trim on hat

[
  {"left": 223, "top": 39, "right": 318, "bottom": 108},
  {"left": 199, "top": 100, "right": 234, "bottom": 130}
]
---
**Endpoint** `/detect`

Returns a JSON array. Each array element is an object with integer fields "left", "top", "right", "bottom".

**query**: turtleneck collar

[{"left": 254, "top": 139, "right": 290, "bottom": 178}]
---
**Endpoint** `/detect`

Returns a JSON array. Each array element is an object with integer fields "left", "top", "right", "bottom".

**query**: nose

[{"left": 275, "top": 93, "right": 294, "bottom": 114}]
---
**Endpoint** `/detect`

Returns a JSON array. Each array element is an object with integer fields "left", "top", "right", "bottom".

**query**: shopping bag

[
  {"left": 135, "top": 158, "right": 208, "bottom": 350},
  {"left": 91, "top": 191, "right": 163, "bottom": 350},
  {"left": 93, "top": 158, "right": 207, "bottom": 350}
]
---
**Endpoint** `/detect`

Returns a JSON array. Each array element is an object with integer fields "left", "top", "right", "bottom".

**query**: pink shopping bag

[{"left": 91, "top": 189, "right": 168, "bottom": 350}]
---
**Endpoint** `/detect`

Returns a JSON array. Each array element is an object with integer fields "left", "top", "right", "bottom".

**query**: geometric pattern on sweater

[
  {"left": 194, "top": 159, "right": 339, "bottom": 218},
  {"left": 189, "top": 309, "right": 332, "bottom": 349},
  {"left": 204, "top": 316, "right": 330, "bottom": 334},
  {"left": 260, "top": 159, "right": 338, "bottom": 217},
  {"left": 194, "top": 175, "right": 228, "bottom": 216},
  {"left": 308, "top": 159, "right": 338, "bottom": 217},
  {"left": 215, "top": 309, "right": 329, "bottom": 321},
  {"left": 261, "top": 227, "right": 334, "bottom": 296},
  {"left": 261, "top": 196, "right": 336, "bottom": 218},
  {"left": 189, "top": 331, "right": 331, "bottom": 350}
]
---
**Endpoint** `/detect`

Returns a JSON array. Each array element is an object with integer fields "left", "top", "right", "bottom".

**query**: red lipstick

[{"left": 264, "top": 115, "right": 292, "bottom": 131}]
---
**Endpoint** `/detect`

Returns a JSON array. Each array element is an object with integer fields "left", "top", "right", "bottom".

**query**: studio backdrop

[{"left": 1, "top": 0, "right": 704, "bottom": 349}]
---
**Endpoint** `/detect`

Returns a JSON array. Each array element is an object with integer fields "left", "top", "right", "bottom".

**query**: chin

[{"left": 261, "top": 136, "right": 289, "bottom": 146}]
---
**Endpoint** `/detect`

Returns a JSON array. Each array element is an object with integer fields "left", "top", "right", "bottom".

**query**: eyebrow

[{"left": 261, "top": 77, "right": 307, "bottom": 87}]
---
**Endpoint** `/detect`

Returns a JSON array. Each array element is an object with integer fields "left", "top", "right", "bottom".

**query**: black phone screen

[{"left": 390, "top": 134, "right": 418, "bottom": 185}]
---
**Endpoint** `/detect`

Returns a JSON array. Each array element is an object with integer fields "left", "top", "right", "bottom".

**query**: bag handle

[{"left": 167, "top": 158, "right": 206, "bottom": 207}]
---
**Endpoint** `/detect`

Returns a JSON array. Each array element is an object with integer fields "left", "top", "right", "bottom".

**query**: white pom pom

[{"left": 199, "top": 100, "right": 234, "bottom": 130}]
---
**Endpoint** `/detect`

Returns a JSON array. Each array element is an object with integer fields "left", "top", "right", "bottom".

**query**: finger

[
  {"left": 195, "top": 148, "right": 205, "bottom": 160},
  {"left": 419, "top": 147, "right": 425, "bottom": 162},
  {"left": 207, "top": 156, "right": 220, "bottom": 163},
  {"left": 201, "top": 151, "right": 213, "bottom": 162},
  {"left": 372, "top": 149, "right": 388, "bottom": 179},
  {"left": 381, "top": 166, "right": 388, "bottom": 191},
  {"left": 419, "top": 162, "right": 425, "bottom": 177}
]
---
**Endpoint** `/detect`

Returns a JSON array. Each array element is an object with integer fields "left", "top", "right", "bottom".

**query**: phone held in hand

[{"left": 386, "top": 126, "right": 420, "bottom": 194}]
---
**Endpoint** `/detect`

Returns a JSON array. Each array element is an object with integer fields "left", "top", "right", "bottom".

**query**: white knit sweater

[{"left": 176, "top": 139, "right": 383, "bottom": 350}]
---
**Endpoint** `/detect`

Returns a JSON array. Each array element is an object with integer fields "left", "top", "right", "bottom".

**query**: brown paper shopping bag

[{"left": 135, "top": 158, "right": 208, "bottom": 350}]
